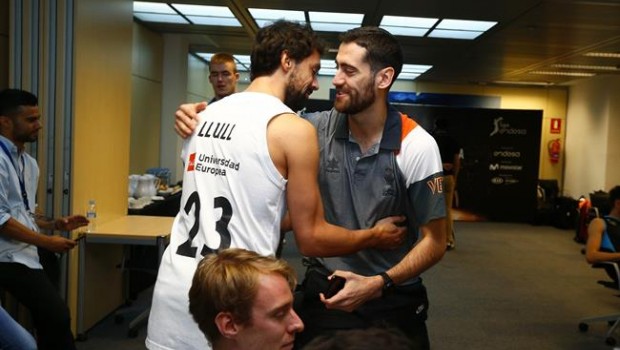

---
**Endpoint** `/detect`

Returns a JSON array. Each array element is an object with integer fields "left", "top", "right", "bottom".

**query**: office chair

[{"left": 578, "top": 260, "right": 620, "bottom": 346}]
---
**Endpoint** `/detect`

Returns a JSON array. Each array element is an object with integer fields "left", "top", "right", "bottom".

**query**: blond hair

[{"left": 188, "top": 248, "right": 297, "bottom": 344}]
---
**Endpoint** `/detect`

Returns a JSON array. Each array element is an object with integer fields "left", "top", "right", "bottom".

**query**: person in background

[
  {"left": 0, "top": 88, "right": 89, "bottom": 350},
  {"left": 0, "top": 305, "right": 37, "bottom": 350},
  {"left": 175, "top": 26, "right": 446, "bottom": 350},
  {"left": 147, "top": 21, "right": 405, "bottom": 350},
  {"left": 188, "top": 248, "right": 303, "bottom": 350},
  {"left": 585, "top": 186, "right": 620, "bottom": 283},
  {"left": 208, "top": 52, "right": 240, "bottom": 103},
  {"left": 431, "top": 117, "right": 461, "bottom": 250}
]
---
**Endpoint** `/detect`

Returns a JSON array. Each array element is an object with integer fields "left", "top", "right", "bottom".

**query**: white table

[{"left": 76, "top": 215, "right": 173, "bottom": 339}]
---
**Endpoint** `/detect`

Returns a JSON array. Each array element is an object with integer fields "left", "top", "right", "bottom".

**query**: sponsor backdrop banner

[{"left": 396, "top": 104, "right": 542, "bottom": 223}]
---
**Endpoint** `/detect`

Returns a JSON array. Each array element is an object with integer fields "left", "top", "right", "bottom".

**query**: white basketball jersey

[{"left": 146, "top": 92, "right": 293, "bottom": 350}]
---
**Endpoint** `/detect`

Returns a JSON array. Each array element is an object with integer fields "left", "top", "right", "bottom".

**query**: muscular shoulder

[
  {"left": 268, "top": 113, "right": 318, "bottom": 169},
  {"left": 269, "top": 112, "right": 316, "bottom": 140}
]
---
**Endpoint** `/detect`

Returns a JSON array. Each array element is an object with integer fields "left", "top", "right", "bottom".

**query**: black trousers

[
  {"left": 0, "top": 262, "right": 76, "bottom": 350},
  {"left": 294, "top": 267, "right": 430, "bottom": 350}
]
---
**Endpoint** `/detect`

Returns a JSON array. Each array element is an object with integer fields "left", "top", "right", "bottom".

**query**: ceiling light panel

[
  {"left": 133, "top": 1, "right": 187, "bottom": 24},
  {"left": 309, "top": 11, "right": 363, "bottom": 24},
  {"left": 309, "top": 11, "right": 363, "bottom": 32},
  {"left": 133, "top": 13, "right": 189, "bottom": 24},
  {"left": 402, "top": 64, "right": 432, "bottom": 74},
  {"left": 426, "top": 18, "right": 497, "bottom": 40},
  {"left": 171, "top": 3, "right": 240, "bottom": 26},
  {"left": 529, "top": 71, "right": 595, "bottom": 77},
  {"left": 379, "top": 15, "right": 438, "bottom": 37},
  {"left": 318, "top": 60, "right": 336, "bottom": 76},
  {"left": 493, "top": 80, "right": 553, "bottom": 86},
  {"left": 382, "top": 27, "right": 429, "bottom": 36},
  {"left": 134, "top": 1, "right": 176, "bottom": 14},
  {"left": 379, "top": 16, "right": 496, "bottom": 40},
  {"left": 584, "top": 52, "right": 620, "bottom": 58},
  {"left": 172, "top": 4, "right": 230, "bottom": 17},
  {"left": 186, "top": 16, "right": 241, "bottom": 26},
  {"left": 552, "top": 64, "right": 618, "bottom": 71},
  {"left": 249, "top": 8, "right": 306, "bottom": 27},
  {"left": 436, "top": 19, "right": 497, "bottom": 31},
  {"left": 398, "top": 73, "right": 421, "bottom": 80},
  {"left": 381, "top": 15, "right": 438, "bottom": 28},
  {"left": 428, "top": 30, "right": 484, "bottom": 40}
]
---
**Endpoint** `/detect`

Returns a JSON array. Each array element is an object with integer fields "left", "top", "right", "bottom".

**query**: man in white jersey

[{"left": 146, "top": 20, "right": 405, "bottom": 350}]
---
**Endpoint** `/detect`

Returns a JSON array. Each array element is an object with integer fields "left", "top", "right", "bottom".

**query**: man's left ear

[
  {"left": 214, "top": 312, "right": 241, "bottom": 339},
  {"left": 376, "top": 67, "right": 395, "bottom": 89},
  {"left": 280, "top": 51, "right": 294, "bottom": 73},
  {"left": 0, "top": 116, "right": 11, "bottom": 130}
]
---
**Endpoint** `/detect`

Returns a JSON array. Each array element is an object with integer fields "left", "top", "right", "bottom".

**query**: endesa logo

[
  {"left": 493, "top": 150, "right": 521, "bottom": 158},
  {"left": 187, "top": 153, "right": 196, "bottom": 171}
]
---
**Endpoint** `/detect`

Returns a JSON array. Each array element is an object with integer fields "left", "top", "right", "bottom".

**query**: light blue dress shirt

[{"left": 0, "top": 135, "right": 41, "bottom": 269}]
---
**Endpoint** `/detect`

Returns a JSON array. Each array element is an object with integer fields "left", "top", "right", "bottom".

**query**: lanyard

[{"left": 0, "top": 141, "right": 30, "bottom": 211}]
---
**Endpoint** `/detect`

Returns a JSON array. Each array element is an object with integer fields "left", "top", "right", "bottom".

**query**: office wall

[
  {"left": 607, "top": 97, "right": 620, "bottom": 189},
  {"left": 69, "top": 0, "right": 133, "bottom": 332},
  {"left": 159, "top": 34, "right": 188, "bottom": 185},
  {"left": 130, "top": 22, "right": 163, "bottom": 175},
  {"left": 564, "top": 75, "right": 620, "bottom": 198},
  {"left": 187, "top": 54, "right": 209, "bottom": 102},
  {"left": 0, "top": 0, "right": 8, "bottom": 89}
]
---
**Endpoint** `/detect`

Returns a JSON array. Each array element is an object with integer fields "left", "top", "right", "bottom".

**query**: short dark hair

[
  {"left": 0, "top": 89, "right": 38, "bottom": 117},
  {"left": 250, "top": 20, "right": 324, "bottom": 80},
  {"left": 609, "top": 186, "right": 620, "bottom": 206},
  {"left": 339, "top": 27, "right": 403, "bottom": 88},
  {"left": 303, "top": 327, "right": 414, "bottom": 350}
]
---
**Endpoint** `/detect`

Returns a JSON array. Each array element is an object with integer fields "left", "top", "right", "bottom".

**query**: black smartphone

[
  {"left": 74, "top": 234, "right": 86, "bottom": 243},
  {"left": 324, "top": 276, "right": 346, "bottom": 298}
]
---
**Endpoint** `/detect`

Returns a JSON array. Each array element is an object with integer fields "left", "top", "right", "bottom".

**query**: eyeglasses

[{"left": 209, "top": 71, "right": 234, "bottom": 79}]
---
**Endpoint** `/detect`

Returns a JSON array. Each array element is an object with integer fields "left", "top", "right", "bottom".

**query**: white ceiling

[{"left": 135, "top": 0, "right": 620, "bottom": 87}]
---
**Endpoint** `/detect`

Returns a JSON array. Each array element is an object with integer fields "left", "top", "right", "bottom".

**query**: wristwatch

[{"left": 379, "top": 272, "right": 394, "bottom": 292}]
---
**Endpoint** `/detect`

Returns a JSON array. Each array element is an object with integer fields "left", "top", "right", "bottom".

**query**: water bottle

[{"left": 86, "top": 199, "right": 97, "bottom": 232}]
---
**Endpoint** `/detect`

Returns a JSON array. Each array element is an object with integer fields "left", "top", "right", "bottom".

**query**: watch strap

[{"left": 379, "top": 271, "right": 394, "bottom": 291}]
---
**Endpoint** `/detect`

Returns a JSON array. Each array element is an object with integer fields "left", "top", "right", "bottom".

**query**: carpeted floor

[{"left": 76, "top": 221, "right": 620, "bottom": 349}]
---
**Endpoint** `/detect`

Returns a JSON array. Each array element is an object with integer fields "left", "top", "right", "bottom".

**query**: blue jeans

[
  {"left": 0, "top": 263, "right": 75, "bottom": 350},
  {"left": 0, "top": 305, "right": 37, "bottom": 350}
]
